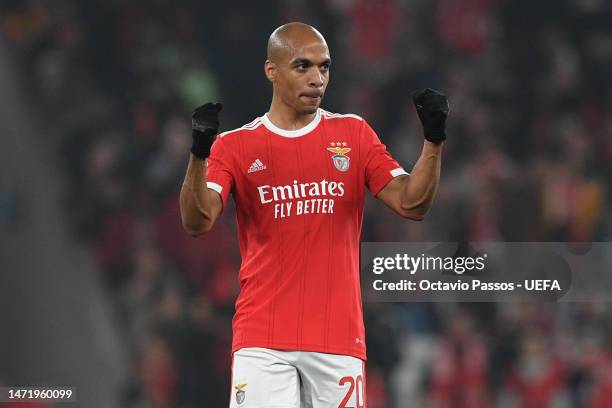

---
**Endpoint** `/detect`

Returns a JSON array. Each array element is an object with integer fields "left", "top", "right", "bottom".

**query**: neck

[{"left": 267, "top": 94, "right": 317, "bottom": 130}]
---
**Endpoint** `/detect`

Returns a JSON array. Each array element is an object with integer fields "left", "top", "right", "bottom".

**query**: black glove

[
  {"left": 191, "top": 102, "right": 223, "bottom": 159},
  {"left": 412, "top": 88, "right": 449, "bottom": 144}
]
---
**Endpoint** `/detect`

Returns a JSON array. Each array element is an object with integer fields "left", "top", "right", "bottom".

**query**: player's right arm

[
  {"left": 179, "top": 102, "right": 224, "bottom": 236},
  {"left": 180, "top": 155, "right": 223, "bottom": 236}
]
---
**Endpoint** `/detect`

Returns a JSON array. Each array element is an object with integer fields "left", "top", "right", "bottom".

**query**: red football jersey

[{"left": 205, "top": 109, "right": 407, "bottom": 360}]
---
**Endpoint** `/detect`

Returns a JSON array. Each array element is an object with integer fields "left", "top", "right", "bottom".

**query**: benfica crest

[
  {"left": 327, "top": 142, "right": 351, "bottom": 172},
  {"left": 235, "top": 383, "right": 247, "bottom": 404}
]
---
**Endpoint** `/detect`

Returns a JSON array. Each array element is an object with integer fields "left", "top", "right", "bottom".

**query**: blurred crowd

[{"left": 2, "top": 0, "right": 612, "bottom": 407}]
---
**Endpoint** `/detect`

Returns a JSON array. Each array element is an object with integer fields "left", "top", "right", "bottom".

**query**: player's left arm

[
  {"left": 376, "top": 88, "right": 449, "bottom": 221},
  {"left": 376, "top": 141, "right": 442, "bottom": 220}
]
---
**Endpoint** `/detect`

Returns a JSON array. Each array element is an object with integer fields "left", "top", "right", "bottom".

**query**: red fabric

[{"left": 206, "top": 110, "right": 405, "bottom": 360}]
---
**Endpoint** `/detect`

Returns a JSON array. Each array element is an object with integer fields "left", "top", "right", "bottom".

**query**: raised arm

[
  {"left": 179, "top": 102, "right": 224, "bottom": 236},
  {"left": 376, "top": 141, "right": 442, "bottom": 220},
  {"left": 376, "top": 88, "right": 449, "bottom": 221}
]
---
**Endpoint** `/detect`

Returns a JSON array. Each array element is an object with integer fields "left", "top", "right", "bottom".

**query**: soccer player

[{"left": 180, "top": 22, "right": 448, "bottom": 408}]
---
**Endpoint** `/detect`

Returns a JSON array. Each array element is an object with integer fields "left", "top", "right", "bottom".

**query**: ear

[{"left": 264, "top": 60, "right": 276, "bottom": 83}]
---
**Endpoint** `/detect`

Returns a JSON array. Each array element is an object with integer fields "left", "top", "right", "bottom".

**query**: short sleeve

[
  {"left": 362, "top": 120, "right": 408, "bottom": 196},
  {"left": 205, "top": 136, "right": 234, "bottom": 207}
]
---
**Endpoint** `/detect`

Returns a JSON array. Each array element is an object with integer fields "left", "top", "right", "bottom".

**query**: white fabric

[
  {"left": 206, "top": 181, "right": 223, "bottom": 194},
  {"left": 390, "top": 167, "right": 409, "bottom": 177},
  {"left": 230, "top": 347, "right": 366, "bottom": 408},
  {"left": 261, "top": 109, "right": 322, "bottom": 138}
]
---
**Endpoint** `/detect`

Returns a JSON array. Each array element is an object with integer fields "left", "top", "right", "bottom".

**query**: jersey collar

[{"left": 261, "top": 109, "right": 321, "bottom": 138}]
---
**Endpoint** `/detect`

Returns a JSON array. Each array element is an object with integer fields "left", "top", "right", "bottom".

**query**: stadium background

[{"left": 1, "top": 0, "right": 611, "bottom": 407}]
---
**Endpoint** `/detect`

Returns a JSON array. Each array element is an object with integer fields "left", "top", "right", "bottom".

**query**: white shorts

[{"left": 229, "top": 347, "right": 367, "bottom": 408}]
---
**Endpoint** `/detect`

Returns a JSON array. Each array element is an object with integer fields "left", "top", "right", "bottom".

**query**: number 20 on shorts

[{"left": 339, "top": 375, "right": 365, "bottom": 408}]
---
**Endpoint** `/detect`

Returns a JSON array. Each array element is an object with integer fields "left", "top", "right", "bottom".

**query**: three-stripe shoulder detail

[
  {"left": 218, "top": 118, "right": 263, "bottom": 138},
  {"left": 320, "top": 110, "right": 363, "bottom": 121}
]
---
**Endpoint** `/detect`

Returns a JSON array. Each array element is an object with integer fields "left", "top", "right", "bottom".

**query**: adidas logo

[{"left": 248, "top": 159, "right": 267, "bottom": 173}]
